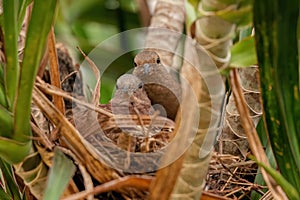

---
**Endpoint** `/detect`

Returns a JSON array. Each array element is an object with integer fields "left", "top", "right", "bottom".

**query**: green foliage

[
  {"left": 0, "top": 158, "right": 22, "bottom": 200},
  {"left": 230, "top": 36, "right": 257, "bottom": 68},
  {"left": 187, "top": 0, "right": 200, "bottom": 8},
  {"left": 3, "top": 0, "right": 20, "bottom": 110},
  {"left": 251, "top": 120, "right": 277, "bottom": 199},
  {"left": 196, "top": 0, "right": 253, "bottom": 28},
  {"left": 0, "top": 190, "right": 12, "bottom": 200},
  {"left": 17, "top": 0, "right": 33, "bottom": 31},
  {"left": 43, "top": 148, "right": 76, "bottom": 200},
  {"left": 56, "top": 0, "right": 141, "bottom": 104},
  {"left": 215, "top": 0, "right": 253, "bottom": 28},
  {"left": 0, "top": 0, "right": 58, "bottom": 163},
  {"left": 0, "top": 139, "right": 32, "bottom": 164},
  {"left": 0, "top": 107, "right": 13, "bottom": 138},
  {"left": 250, "top": 155, "right": 300, "bottom": 200},
  {"left": 56, "top": 0, "right": 140, "bottom": 52},
  {"left": 254, "top": 0, "right": 300, "bottom": 189},
  {"left": 14, "top": 0, "right": 58, "bottom": 142},
  {"left": 0, "top": 0, "right": 297, "bottom": 198},
  {"left": 185, "top": 1, "right": 197, "bottom": 31}
]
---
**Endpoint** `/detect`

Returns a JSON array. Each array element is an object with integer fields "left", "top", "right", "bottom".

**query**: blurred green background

[{"left": 55, "top": 0, "right": 147, "bottom": 103}]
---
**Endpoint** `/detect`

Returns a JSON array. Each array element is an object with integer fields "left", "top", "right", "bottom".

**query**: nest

[
  {"left": 28, "top": 44, "right": 178, "bottom": 199},
  {"left": 99, "top": 114, "right": 175, "bottom": 153},
  {"left": 205, "top": 152, "right": 266, "bottom": 199},
  {"left": 28, "top": 45, "right": 267, "bottom": 200},
  {"left": 69, "top": 103, "right": 176, "bottom": 174}
]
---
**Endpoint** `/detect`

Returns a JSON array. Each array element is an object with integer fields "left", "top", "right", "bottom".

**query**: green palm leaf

[{"left": 254, "top": 0, "right": 300, "bottom": 188}]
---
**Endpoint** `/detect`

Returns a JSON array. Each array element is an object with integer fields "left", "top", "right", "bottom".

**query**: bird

[
  {"left": 98, "top": 74, "right": 176, "bottom": 153},
  {"left": 71, "top": 73, "right": 175, "bottom": 155},
  {"left": 104, "top": 74, "right": 154, "bottom": 116},
  {"left": 97, "top": 74, "right": 154, "bottom": 152},
  {"left": 133, "top": 50, "right": 181, "bottom": 120}
]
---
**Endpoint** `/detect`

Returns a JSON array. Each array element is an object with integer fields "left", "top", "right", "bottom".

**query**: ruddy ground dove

[
  {"left": 104, "top": 74, "right": 153, "bottom": 116},
  {"left": 133, "top": 50, "right": 181, "bottom": 120}
]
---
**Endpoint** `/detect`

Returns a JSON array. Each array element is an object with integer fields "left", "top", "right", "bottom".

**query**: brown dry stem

[
  {"left": 76, "top": 46, "right": 101, "bottom": 106},
  {"left": 230, "top": 69, "right": 287, "bottom": 200},
  {"left": 47, "top": 27, "right": 65, "bottom": 114}
]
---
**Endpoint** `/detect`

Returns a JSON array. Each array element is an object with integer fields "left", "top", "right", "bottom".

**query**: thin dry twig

[
  {"left": 201, "top": 191, "right": 233, "bottom": 200},
  {"left": 76, "top": 46, "right": 101, "bottom": 106},
  {"left": 47, "top": 27, "right": 65, "bottom": 114},
  {"left": 30, "top": 122, "right": 54, "bottom": 150},
  {"left": 35, "top": 77, "right": 112, "bottom": 117},
  {"left": 206, "top": 151, "right": 261, "bottom": 198},
  {"left": 37, "top": 47, "right": 49, "bottom": 78},
  {"left": 32, "top": 86, "right": 122, "bottom": 181},
  {"left": 60, "top": 71, "right": 78, "bottom": 85},
  {"left": 132, "top": 106, "right": 148, "bottom": 151}
]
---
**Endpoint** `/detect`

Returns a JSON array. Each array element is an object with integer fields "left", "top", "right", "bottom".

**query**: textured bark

[
  {"left": 143, "top": 0, "right": 185, "bottom": 69},
  {"left": 145, "top": 1, "right": 226, "bottom": 199},
  {"left": 170, "top": 40, "right": 225, "bottom": 200}
]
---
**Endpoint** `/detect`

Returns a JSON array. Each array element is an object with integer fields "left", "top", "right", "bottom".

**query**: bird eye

[
  {"left": 156, "top": 57, "right": 160, "bottom": 64},
  {"left": 116, "top": 84, "right": 119, "bottom": 89},
  {"left": 138, "top": 82, "right": 143, "bottom": 89},
  {"left": 134, "top": 61, "right": 137, "bottom": 67}
]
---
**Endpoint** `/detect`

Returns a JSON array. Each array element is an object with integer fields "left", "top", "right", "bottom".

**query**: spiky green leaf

[
  {"left": 254, "top": 0, "right": 300, "bottom": 188},
  {"left": 0, "top": 158, "right": 22, "bottom": 200},
  {"left": 230, "top": 36, "right": 257, "bottom": 68},
  {"left": 250, "top": 155, "right": 300, "bottom": 200},
  {"left": 43, "top": 148, "right": 75, "bottom": 200},
  {"left": 14, "top": 0, "right": 57, "bottom": 142},
  {"left": 3, "top": 0, "right": 20, "bottom": 110}
]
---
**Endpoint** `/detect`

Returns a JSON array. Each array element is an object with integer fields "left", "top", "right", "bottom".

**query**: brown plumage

[
  {"left": 101, "top": 74, "right": 153, "bottom": 116},
  {"left": 133, "top": 50, "right": 181, "bottom": 120},
  {"left": 97, "top": 74, "right": 174, "bottom": 153}
]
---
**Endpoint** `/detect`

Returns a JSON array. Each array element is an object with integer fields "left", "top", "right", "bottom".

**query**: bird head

[
  {"left": 112, "top": 74, "right": 144, "bottom": 105},
  {"left": 133, "top": 51, "right": 161, "bottom": 75}
]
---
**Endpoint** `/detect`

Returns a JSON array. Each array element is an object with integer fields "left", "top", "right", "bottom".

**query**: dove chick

[
  {"left": 106, "top": 74, "right": 153, "bottom": 115},
  {"left": 133, "top": 51, "right": 181, "bottom": 120}
]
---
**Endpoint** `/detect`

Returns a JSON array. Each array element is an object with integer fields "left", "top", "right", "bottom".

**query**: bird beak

[
  {"left": 126, "top": 90, "right": 134, "bottom": 96},
  {"left": 120, "top": 89, "right": 135, "bottom": 100},
  {"left": 143, "top": 63, "right": 150, "bottom": 75}
]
